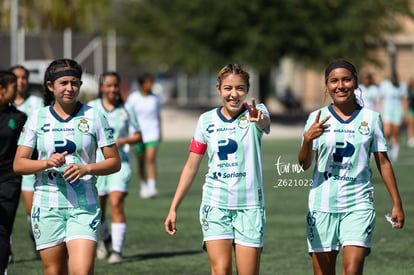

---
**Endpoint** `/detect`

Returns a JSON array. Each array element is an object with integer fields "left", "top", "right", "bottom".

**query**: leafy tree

[
  {"left": 115, "top": 0, "right": 414, "bottom": 101},
  {"left": 2, "top": 0, "right": 112, "bottom": 59}
]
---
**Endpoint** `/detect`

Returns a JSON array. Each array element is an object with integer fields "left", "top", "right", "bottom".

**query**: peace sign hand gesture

[
  {"left": 303, "top": 110, "right": 330, "bottom": 143},
  {"left": 243, "top": 98, "right": 263, "bottom": 122}
]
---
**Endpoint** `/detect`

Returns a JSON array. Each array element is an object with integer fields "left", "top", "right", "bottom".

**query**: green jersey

[
  {"left": 304, "top": 105, "right": 387, "bottom": 213},
  {"left": 15, "top": 94, "right": 43, "bottom": 114},
  {"left": 18, "top": 103, "right": 115, "bottom": 208},
  {"left": 191, "top": 104, "right": 270, "bottom": 209},
  {"left": 88, "top": 99, "right": 141, "bottom": 162}
]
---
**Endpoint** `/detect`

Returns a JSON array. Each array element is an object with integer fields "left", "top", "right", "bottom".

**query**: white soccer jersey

[
  {"left": 126, "top": 91, "right": 161, "bottom": 143},
  {"left": 15, "top": 95, "right": 44, "bottom": 114},
  {"left": 304, "top": 104, "right": 387, "bottom": 213},
  {"left": 193, "top": 104, "right": 270, "bottom": 209},
  {"left": 88, "top": 99, "right": 140, "bottom": 162},
  {"left": 18, "top": 103, "right": 116, "bottom": 208}
]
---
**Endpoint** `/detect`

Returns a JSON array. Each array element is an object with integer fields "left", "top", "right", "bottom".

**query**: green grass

[{"left": 7, "top": 137, "right": 414, "bottom": 274}]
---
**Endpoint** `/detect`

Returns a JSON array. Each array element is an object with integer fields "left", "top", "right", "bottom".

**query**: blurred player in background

[
  {"left": 88, "top": 71, "right": 141, "bottom": 264},
  {"left": 10, "top": 64, "right": 44, "bottom": 260},
  {"left": 126, "top": 72, "right": 162, "bottom": 199}
]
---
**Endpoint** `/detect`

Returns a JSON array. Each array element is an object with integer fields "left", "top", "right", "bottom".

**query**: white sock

[
  {"left": 111, "top": 222, "right": 126, "bottom": 254},
  {"left": 147, "top": 179, "right": 156, "bottom": 189},
  {"left": 393, "top": 144, "right": 400, "bottom": 160},
  {"left": 100, "top": 219, "right": 110, "bottom": 241},
  {"left": 140, "top": 180, "right": 147, "bottom": 188}
]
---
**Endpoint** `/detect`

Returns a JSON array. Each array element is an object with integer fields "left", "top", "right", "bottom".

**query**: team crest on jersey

[
  {"left": 33, "top": 223, "right": 41, "bottom": 239},
  {"left": 78, "top": 119, "right": 90, "bottom": 133},
  {"left": 358, "top": 121, "right": 370, "bottom": 135},
  {"left": 238, "top": 115, "right": 249, "bottom": 129}
]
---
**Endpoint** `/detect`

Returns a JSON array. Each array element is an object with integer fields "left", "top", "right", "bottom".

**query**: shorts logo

[
  {"left": 89, "top": 219, "right": 99, "bottom": 231},
  {"left": 201, "top": 205, "right": 212, "bottom": 231},
  {"left": 33, "top": 223, "right": 41, "bottom": 239},
  {"left": 307, "top": 211, "right": 316, "bottom": 241}
]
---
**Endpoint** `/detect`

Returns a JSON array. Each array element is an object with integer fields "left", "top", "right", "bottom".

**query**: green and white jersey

[
  {"left": 15, "top": 94, "right": 44, "bottom": 114},
  {"left": 192, "top": 104, "right": 270, "bottom": 210},
  {"left": 18, "top": 103, "right": 116, "bottom": 208},
  {"left": 379, "top": 80, "right": 408, "bottom": 119},
  {"left": 304, "top": 104, "right": 387, "bottom": 213},
  {"left": 88, "top": 99, "right": 140, "bottom": 163}
]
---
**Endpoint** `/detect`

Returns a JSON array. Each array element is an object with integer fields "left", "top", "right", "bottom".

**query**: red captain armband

[{"left": 189, "top": 138, "right": 207, "bottom": 155}]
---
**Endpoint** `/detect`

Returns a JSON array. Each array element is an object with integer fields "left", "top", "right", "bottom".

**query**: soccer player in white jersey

[
  {"left": 126, "top": 72, "right": 161, "bottom": 198},
  {"left": 88, "top": 71, "right": 141, "bottom": 264},
  {"left": 378, "top": 73, "right": 408, "bottom": 161},
  {"left": 10, "top": 65, "right": 44, "bottom": 260},
  {"left": 298, "top": 59, "right": 405, "bottom": 275},
  {"left": 13, "top": 59, "right": 121, "bottom": 275},
  {"left": 165, "top": 64, "right": 270, "bottom": 275}
]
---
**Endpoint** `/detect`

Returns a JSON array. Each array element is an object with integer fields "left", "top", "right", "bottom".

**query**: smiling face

[
  {"left": 216, "top": 73, "right": 248, "bottom": 118},
  {"left": 47, "top": 76, "right": 82, "bottom": 105},
  {"left": 326, "top": 68, "right": 357, "bottom": 106}
]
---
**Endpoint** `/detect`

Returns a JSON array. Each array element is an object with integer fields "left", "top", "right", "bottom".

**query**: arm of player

[
  {"left": 298, "top": 110, "right": 330, "bottom": 170},
  {"left": 13, "top": 145, "right": 68, "bottom": 175},
  {"left": 165, "top": 151, "right": 204, "bottom": 236},
  {"left": 374, "top": 151, "right": 405, "bottom": 229}
]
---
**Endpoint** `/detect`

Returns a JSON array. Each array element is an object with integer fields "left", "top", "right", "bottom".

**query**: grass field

[{"left": 7, "top": 137, "right": 414, "bottom": 274}]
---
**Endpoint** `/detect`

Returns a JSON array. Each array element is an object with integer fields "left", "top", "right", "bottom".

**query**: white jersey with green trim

[
  {"left": 17, "top": 103, "right": 116, "bottom": 208},
  {"left": 304, "top": 104, "right": 387, "bottom": 213},
  {"left": 194, "top": 104, "right": 270, "bottom": 209},
  {"left": 15, "top": 95, "right": 44, "bottom": 114},
  {"left": 88, "top": 99, "right": 140, "bottom": 163}
]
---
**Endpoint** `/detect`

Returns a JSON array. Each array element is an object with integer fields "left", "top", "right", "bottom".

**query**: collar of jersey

[
  {"left": 328, "top": 103, "right": 362, "bottom": 124},
  {"left": 49, "top": 102, "right": 83, "bottom": 122},
  {"left": 216, "top": 105, "right": 247, "bottom": 123}
]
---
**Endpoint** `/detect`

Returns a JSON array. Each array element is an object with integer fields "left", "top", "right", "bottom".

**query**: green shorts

[
  {"left": 306, "top": 209, "right": 375, "bottom": 254},
  {"left": 133, "top": 141, "right": 159, "bottom": 155},
  {"left": 21, "top": 174, "right": 35, "bottom": 192},
  {"left": 96, "top": 161, "right": 131, "bottom": 195},
  {"left": 199, "top": 204, "right": 266, "bottom": 248},
  {"left": 408, "top": 108, "right": 414, "bottom": 118},
  {"left": 31, "top": 204, "right": 101, "bottom": 250}
]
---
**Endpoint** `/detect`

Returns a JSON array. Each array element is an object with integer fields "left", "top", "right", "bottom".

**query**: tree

[
  {"left": 115, "top": 0, "right": 414, "bottom": 102},
  {"left": 0, "top": 0, "right": 111, "bottom": 59}
]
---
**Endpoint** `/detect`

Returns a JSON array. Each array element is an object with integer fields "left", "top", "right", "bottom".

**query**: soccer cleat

[
  {"left": 139, "top": 184, "right": 150, "bottom": 199},
  {"left": 146, "top": 186, "right": 158, "bottom": 199},
  {"left": 140, "top": 185, "right": 158, "bottom": 199},
  {"left": 96, "top": 238, "right": 111, "bottom": 259},
  {"left": 108, "top": 251, "right": 122, "bottom": 264}
]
